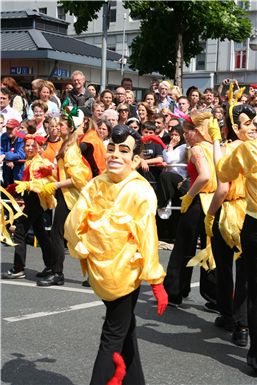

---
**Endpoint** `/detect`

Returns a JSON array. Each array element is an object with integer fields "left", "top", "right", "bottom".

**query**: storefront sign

[
  {"left": 10, "top": 67, "right": 33, "bottom": 75},
  {"left": 52, "top": 68, "right": 70, "bottom": 78}
]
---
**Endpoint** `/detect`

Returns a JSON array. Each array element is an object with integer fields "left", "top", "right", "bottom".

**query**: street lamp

[{"left": 249, "top": 29, "right": 257, "bottom": 51}]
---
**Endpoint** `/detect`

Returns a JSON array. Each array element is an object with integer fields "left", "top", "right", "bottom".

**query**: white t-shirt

[{"left": 162, "top": 143, "right": 188, "bottom": 178}]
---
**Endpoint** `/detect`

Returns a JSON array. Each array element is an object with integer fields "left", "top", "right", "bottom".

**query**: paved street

[{"left": 1, "top": 244, "right": 257, "bottom": 385}]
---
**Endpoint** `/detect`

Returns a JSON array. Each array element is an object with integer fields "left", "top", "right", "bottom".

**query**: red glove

[
  {"left": 151, "top": 283, "right": 168, "bottom": 316},
  {"left": 106, "top": 352, "right": 126, "bottom": 385},
  {"left": 33, "top": 166, "right": 53, "bottom": 179}
]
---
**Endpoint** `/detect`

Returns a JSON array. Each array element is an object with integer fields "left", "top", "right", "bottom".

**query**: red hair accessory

[
  {"left": 6, "top": 119, "right": 20, "bottom": 130},
  {"left": 141, "top": 134, "right": 166, "bottom": 149},
  {"left": 15, "top": 131, "right": 47, "bottom": 145},
  {"left": 250, "top": 84, "right": 257, "bottom": 90}
]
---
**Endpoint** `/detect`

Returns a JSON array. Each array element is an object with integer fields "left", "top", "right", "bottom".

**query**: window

[
  {"left": 109, "top": 1, "right": 117, "bottom": 23},
  {"left": 234, "top": 41, "right": 247, "bottom": 69},
  {"left": 196, "top": 42, "right": 206, "bottom": 70},
  {"left": 39, "top": 8, "right": 47, "bottom": 14},
  {"left": 57, "top": 6, "right": 66, "bottom": 21},
  {"left": 237, "top": 1, "right": 250, "bottom": 10}
]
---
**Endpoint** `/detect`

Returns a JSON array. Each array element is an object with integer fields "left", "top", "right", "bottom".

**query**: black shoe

[
  {"left": 2, "top": 268, "right": 25, "bottom": 279},
  {"left": 36, "top": 268, "right": 52, "bottom": 278},
  {"left": 204, "top": 302, "right": 220, "bottom": 314},
  {"left": 214, "top": 315, "right": 234, "bottom": 332},
  {"left": 232, "top": 327, "right": 249, "bottom": 347},
  {"left": 82, "top": 279, "right": 90, "bottom": 287},
  {"left": 37, "top": 273, "right": 64, "bottom": 286},
  {"left": 167, "top": 296, "right": 182, "bottom": 308},
  {"left": 247, "top": 354, "right": 257, "bottom": 373}
]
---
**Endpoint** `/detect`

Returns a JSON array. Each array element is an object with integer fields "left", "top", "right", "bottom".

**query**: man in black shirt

[{"left": 139, "top": 122, "right": 164, "bottom": 194}]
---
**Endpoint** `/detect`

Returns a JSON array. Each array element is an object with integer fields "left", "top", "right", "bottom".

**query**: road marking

[
  {"left": 0, "top": 279, "right": 94, "bottom": 294},
  {"left": 3, "top": 301, "right": 103, "bottom": 323}
]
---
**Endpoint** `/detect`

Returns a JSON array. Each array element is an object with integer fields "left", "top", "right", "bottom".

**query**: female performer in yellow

[
  {"left": 164, "top": 112, "right": 217, "bottom": 309},
  {"left": 1, "top": 133, "right": 56, "bottom": 279},
  {"left": 205, "top": 104, "right": 256, "bottom": 347},
  {"left": 208, "top": 106, "right": 257, "bottom": 374},
  {"left": 36, "top": 108, "right": 92, "bottom": 286}
]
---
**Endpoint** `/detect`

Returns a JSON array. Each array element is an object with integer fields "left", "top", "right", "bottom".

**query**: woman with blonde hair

[
  {"left": 164, "top": 111, "right": 217, "bottom": 310},
  {"left": 117, "top": 103, "right": 130, "bottom": 125},
  {"left": 78, "top": 116, "right": 106, "bottom": 177},
  {"left": 42, "top": 117, "right": 62, "bottom": 164},
  {"left": 28, "top": 81, "right": 59, "bottom": 119},
  {"left": 36, "top": 110, "right": 92, "bottom": 286},
  {"left": 125, "top": 90, "right": 135, "bottom": 105},
  {"left": 169, "top": 85, "right": 182, "bottom": 105},
  {"left": 46, "top": 81, "right": 61, "bottom": 109}
]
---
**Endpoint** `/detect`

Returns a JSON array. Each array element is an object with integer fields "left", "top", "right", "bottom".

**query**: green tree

[
  {"left": 124, "top": 0, "right": 252, "bottom": 88},
  {"left": 58, "top": 1, "right": 105, "bottom": 34}
]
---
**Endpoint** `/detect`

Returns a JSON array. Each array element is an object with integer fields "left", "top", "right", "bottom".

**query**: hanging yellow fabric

[{"left": 0, "top": 186, "right": 26, "bottom": 246}]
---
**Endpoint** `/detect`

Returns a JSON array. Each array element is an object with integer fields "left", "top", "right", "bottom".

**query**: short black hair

[
  {"left": 226, "top": 104, "right": 256, "bottom": 140},
  {"left": 121, "top": 77, "right": 133, "bottom": 85},
  {"left": 169, "top": 125, "right": 185, "bottom": 147},
  {"left": 141, "top": 121, "right": 156, "bottom": 132},
  {"left": 186, "top": 86, "right": 198, "bottom": 98},
  {"left": 111, "top": 124, "right": 142, "bottom": 156},
  {"left": 204, "top": 88, "right": 214, "bottom": 94},
  {"left": 232, "top": 104, "right": 256, "bottom": 126},
  {"left": 0, "top": 87, "right": 11, "bottom": 97}
]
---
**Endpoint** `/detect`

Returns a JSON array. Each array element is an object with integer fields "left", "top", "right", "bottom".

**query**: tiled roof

[
  {"left": 1, "top": 9, "right": 69, "bottom": 25},
  {"left": 1, "top": 29, "right": 122, "bottom": 61},
  {"left": 42, "top": 32, "right": 122, "bottom": 61},
  {"left": 1, "top": 31, "right": 38, "bottom": 51}
]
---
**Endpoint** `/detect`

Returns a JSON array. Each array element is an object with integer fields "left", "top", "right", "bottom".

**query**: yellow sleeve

[
  {"left": 216, "top": 145, "right": 243, "bottom": 183},
  {"left": 64, "top": 144, "right": 92, "bottom": 190}
]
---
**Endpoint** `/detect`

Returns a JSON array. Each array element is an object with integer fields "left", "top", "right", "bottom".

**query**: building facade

[
  {"left": 2, "top": 1, "right": 257, "bottom": 94},
  {"left": 1, "top": 2, "right": 154, "bottom": 97}
]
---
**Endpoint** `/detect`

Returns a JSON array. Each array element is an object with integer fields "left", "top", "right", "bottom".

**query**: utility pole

[
  {"left": 121, "top": 12, "right": 127, "bottom": 77},
  {"left": 101, "top": 1, "right": 108, "bottom": 92}
]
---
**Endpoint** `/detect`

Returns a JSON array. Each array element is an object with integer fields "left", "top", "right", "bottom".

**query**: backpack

[{"left": 9, "top": 95, "right": 28, "bottom": 120}]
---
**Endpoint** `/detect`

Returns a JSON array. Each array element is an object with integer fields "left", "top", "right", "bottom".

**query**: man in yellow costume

[
  {"left": 64, "top": 124, "right": 168, "bottom": 385},
  {"left": 208, "top": 106, "right": 257, "bottom": 374}
]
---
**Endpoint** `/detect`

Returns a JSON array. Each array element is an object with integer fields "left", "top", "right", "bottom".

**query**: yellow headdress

[{"left": 228, "top": 83, "right": 246, "bottom": 126}]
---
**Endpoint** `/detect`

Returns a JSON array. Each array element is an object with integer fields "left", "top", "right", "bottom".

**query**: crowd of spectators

[{"left": 1, "top": 71, "right": 257, "bottom": 375}]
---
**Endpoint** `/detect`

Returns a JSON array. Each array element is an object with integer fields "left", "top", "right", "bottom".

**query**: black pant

[
  {"left": 139, "top": 166, "right": 162, "bottom": 195},
  {"left": 211, "top": 209, "right": 247, "bottom": 326},
  {"left": 241, "top": 215, "right": 257, "bottom": 359},
  {"left": 90, "top": 288, "right": 145, "bottom": 385},
  {"left": 13, "top": 191, "right": 51, "bottom": 271},
  {"left": 164, "top": 195, "right": 216, "bottom": 304},
  {"left": 49, "top": 189, "right": 70, "bottom": 274},
  {"left": 158, "top": 171, "right": 184, "bottom": 207}
]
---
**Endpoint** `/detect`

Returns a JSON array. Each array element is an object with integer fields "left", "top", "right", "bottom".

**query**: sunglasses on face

[{"left": 119, "top": 109, "right": 129, "bottom": 112}]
